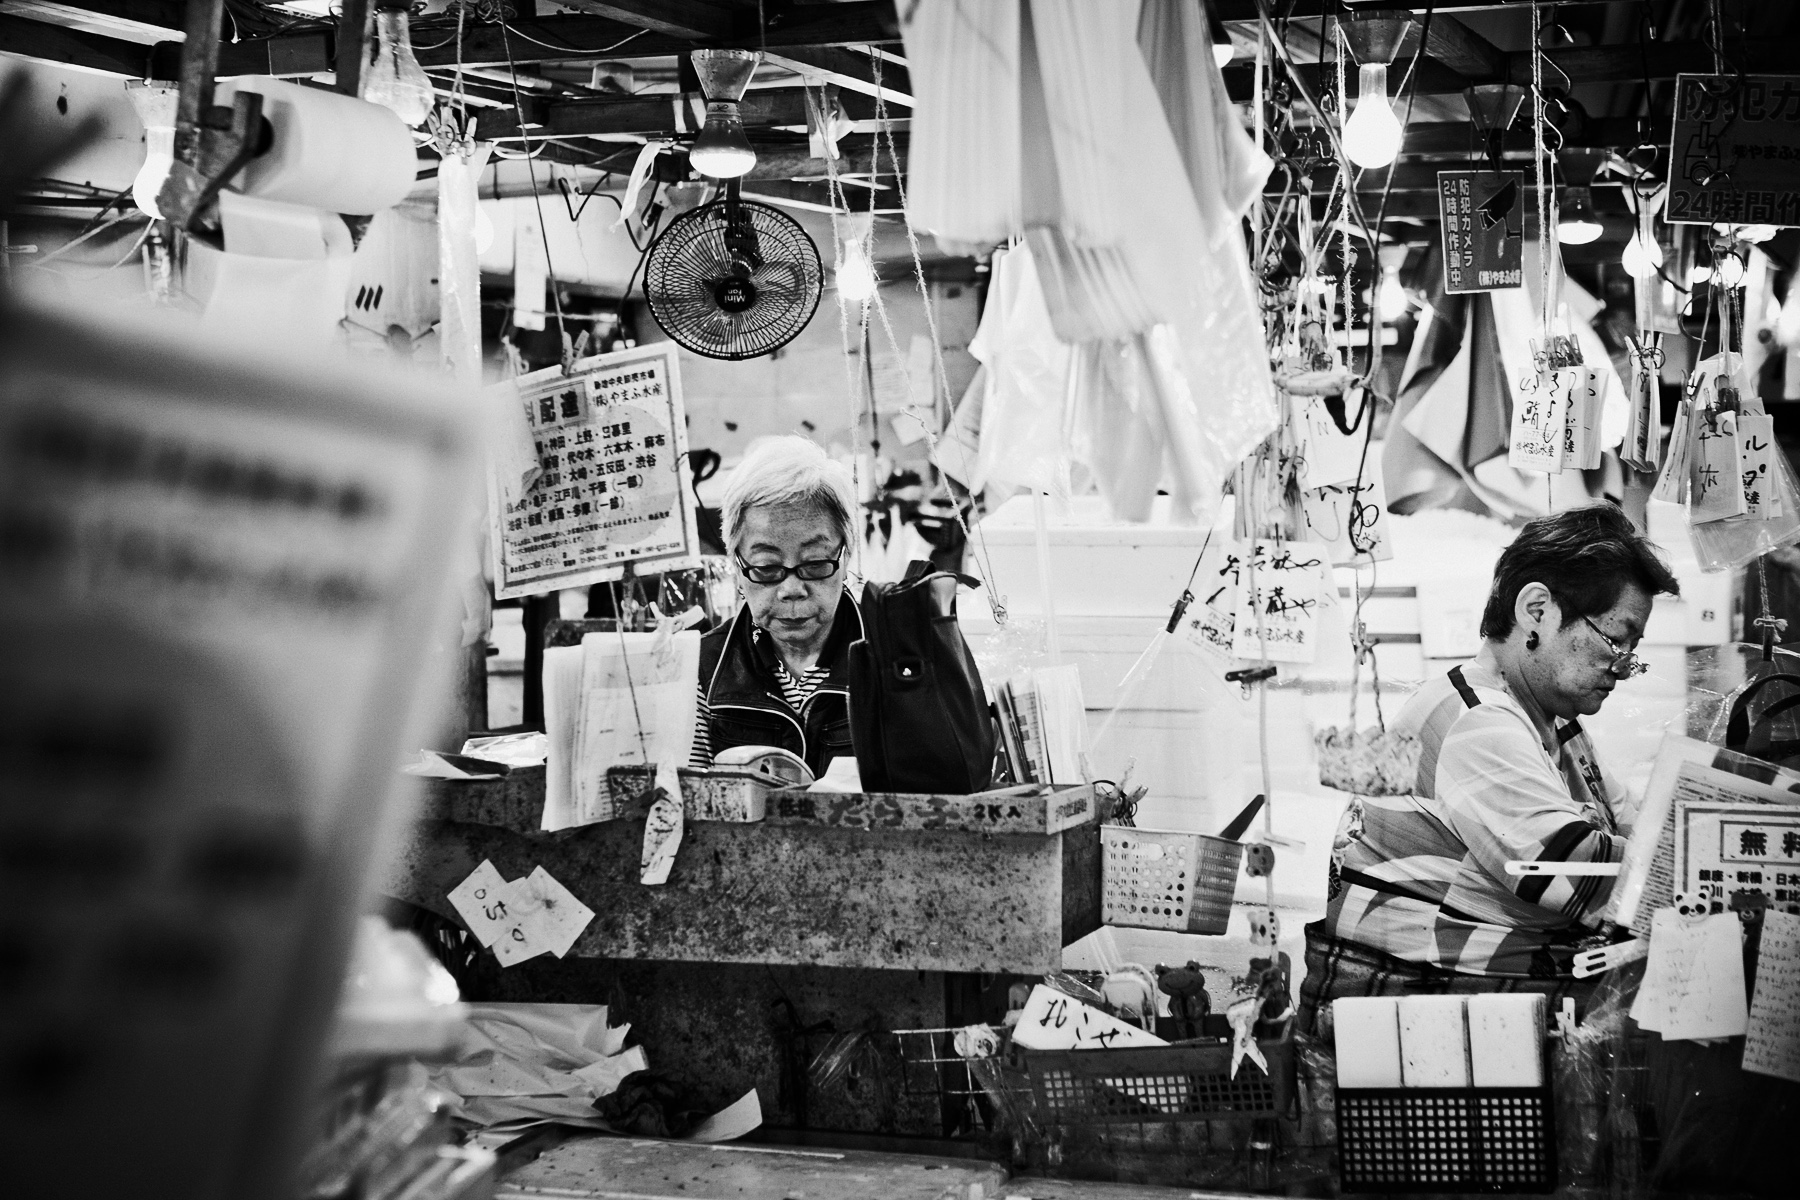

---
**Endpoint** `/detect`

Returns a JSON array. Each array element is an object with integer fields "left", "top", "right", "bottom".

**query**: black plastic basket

[
  {"left": 1021, "top": 1029, "right": 1294, "bottom": 1124},
  {"left": 1337, "top": 1086, "right": 1556, "bottom": 1194}
]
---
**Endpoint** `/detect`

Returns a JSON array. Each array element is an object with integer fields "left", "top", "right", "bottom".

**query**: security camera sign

[
  {"left": 1438, "top": 170, "right": 1523, "bottom": 293},
  {"left": 1668, "top": 74, "right": 1800, "bottom": 226}
]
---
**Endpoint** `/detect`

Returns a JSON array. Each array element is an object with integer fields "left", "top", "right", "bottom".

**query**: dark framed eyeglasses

[
  {"left": 735, "top": 543, "right": 847, "bottom": 585},
  {"left": 1579, "top": 615, "right": 1650, "bottom": 678}
]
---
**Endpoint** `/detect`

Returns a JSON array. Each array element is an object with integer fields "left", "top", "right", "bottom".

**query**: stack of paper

[
  {"left": 995, "top": 663, "right": 1088, "bottom": 785},
  {"left": 543, "top": 629, "right": 701, "bottom": 831}
]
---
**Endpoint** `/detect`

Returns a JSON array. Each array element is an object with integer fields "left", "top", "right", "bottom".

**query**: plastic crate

[
  {"left": 1100, "top": 825, "right": 1243, "bottom": 934},
  {"left": 1021, "top": 1029, "right": 1294, "bottom": 1124},
  {"left": 1337, "top": 1086, "right": 1556, "bottom": 1194}
]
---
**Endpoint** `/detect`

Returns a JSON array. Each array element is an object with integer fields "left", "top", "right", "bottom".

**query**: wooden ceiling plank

[
  {"left": 0, "top": 0, "right": 182, "bottom": 45},
  {"left": 759, "top": 46, "right": 910, "bottom": 107},
  {"left": 554, "top": 0, "right": 733, "bottom": 41},
  {"left": 0, "top": 11, "right": 147, "bottom": 74}
]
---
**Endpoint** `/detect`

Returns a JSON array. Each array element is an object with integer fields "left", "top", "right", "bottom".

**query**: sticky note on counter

[
  {"left": 1331, "top": 997, "right": 1403, "bottom": 1087},
  {"left": 1399, "top": 995, "right": 1470, "bottom": 1087},
  {"left": 1467, "top": 994, "right": 1544, "bottom": 1086},
  {"left": 447, "top": 859, "right": 515, "bottom": 947}
]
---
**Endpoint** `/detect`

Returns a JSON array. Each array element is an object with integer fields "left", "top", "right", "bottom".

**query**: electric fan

[{"left": 642, "top": 181, "right": 824, "bottom": 361}]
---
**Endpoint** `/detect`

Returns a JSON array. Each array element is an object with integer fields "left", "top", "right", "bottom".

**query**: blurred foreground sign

[
  {"left": 1669, "top": 74, "right": 1800, "bottom": 227},
  {"left": 0, "top": 296, "right": 477, "bottom": 1199}
]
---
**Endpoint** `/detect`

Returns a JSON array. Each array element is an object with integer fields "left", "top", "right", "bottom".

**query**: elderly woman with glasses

[
  {"left": 1299, "top": 504, "right": 1681, "bottom": 1031},
  {"left": 692, "top": 436, "right": 863, "bottom": 777}
]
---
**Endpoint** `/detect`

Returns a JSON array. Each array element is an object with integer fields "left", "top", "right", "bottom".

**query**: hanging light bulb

[
  {"left": 836, "top": 242, "right": 878, "bottom": 304},
  {"left": 473, "top": 205, "right": 494, "bottom": 255},
  {"left": 1377, "top": 268, "right": 1409, "bottom": 317},
  {"left": 1620, "top": 229, "right": 1662, "bottom": 278},
  {"left": 1343, "top": 63, "right": 1404, "bottom": 169},
  {"left": 362, "top": 3, "right": 435, "bottom": 128},
  {"left": 833, "top": 212, "right": 877, "bottom": 304},
  {"left": 1716, "top": 250, "right": 1746, "bottom": 287},
  {"left": 1556, "top": 185, "right": 1604, "bottom": 245},
  {"left": 688, "top": 49, "right": 759, "bottom": 179},
  {"left": 125, "top": 80, "right": 178, "bottom": 219}
]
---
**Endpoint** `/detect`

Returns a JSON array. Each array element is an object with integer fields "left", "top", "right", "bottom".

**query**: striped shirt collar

[{"left": 1469, "top": 645, "right": 1561, "bottom": 757}]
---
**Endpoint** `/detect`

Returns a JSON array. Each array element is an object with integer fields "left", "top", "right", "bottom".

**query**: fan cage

[{"left": 643, "top": 198, "right": 824, "bottom": 361}]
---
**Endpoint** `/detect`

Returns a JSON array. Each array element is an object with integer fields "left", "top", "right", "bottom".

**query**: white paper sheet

[
  {"left": 570, "top": 630, "right": 700, "bottom": 828},
  {"left": 1745, "top": 909, "right": 1800, "bottom": 1082},
  {"left": 447, "top": 860, "right": 516, "bottom": 949},
  {"left": 541, "top": 645, "right": 587, "bottom": 832},
  {"left": 1012, "top": 984, "right": 1166, "bottom": 1051},
  {"left": 1231, "top": 539, "right": 1331, "bottom": 664},
  {"left": 1631, "top": 909, "right": 1748, "bottom": 1040}
]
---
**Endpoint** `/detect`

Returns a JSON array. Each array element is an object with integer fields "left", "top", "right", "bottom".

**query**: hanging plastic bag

[{"left": 1683, "top": 354, "right": 1800, "bottom": 570}]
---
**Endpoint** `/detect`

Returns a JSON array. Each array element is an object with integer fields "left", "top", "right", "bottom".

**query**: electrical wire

[{"left": 499, "top": 21, "right": 647, "bottom": 57}]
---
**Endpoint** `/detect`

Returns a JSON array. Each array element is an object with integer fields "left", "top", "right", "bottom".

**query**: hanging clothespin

[
  {"left": 1554, "top": 996, "right": 1579, "bottom": 1042},
  {"left": 1165, "top": 590, "right": 1195, "bottom": 634},
  {"left": 1755, "top": 612, "right": 1788, "bottom": 660},
  {"left": 1225, "top": 664, "right": 1277, "bottom": 699},
  {"left": 560, "top": 328, "right": 591, "bottom": 374}
]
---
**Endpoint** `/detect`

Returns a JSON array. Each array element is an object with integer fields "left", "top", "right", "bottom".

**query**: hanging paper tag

[
  {"left": 1293, "top": 393, "right": 1365, "bottom": 489},
  {"left": 640, "top": 787, "right": 685, "bottom": 885},
  {"left": 1568, "top": 366, "right": 1606, "bottom": 471},
  {"left": 1739, "top": 411, "right": 1777, "bottom": 520},
  {"left": 1232, "top": 539, "right": 1329, "bottom": 664},
  {"left": 1691, "top": 410, "right": 1748, "bottom": 523},
  {"left": 1176, "top": 538, "right": 1244, "bottom": 665},
  {"left": 1300, "top": 470, "right": 1392, "bottom": 566},
  {"left": 1508, "top": 373, "right": 1568, "bottom": 473},
  {"left": 1652, "top": 401, "right": 1693, "bottom": 504}
]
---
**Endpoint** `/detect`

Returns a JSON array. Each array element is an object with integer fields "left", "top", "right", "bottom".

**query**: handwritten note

[
  {"left": 448, "top": 860, "right": 516, "bottom": 948},
  {"left": 1509, "top": 374, "right": 1569, "bottom": 473},
  {"left": 1012, "top": 984, "right": 1166, "bottom": 1051},
  {"left": 1630, "top": 909, "right": 1748, "bottom": 1040},
  {"left": 449, "top": 861, "right": 595, "bottom": 965},
  {"left": 1691, "top": 412, "right": 1748, "bottom": 523},
  {"left": 1232, "top": 539, "right": 1329, "bottom": 664},
  {"left": 1299, "top": 471, "right": 1391, "bottom": 565},
  {"left": 1745, "top": 909, "right": 1800, "bottom": 1082},
  {"left": 1176, "top": 537, "right": 1243, "bottom": 665},
  {"left": 1739, "top": 412, "right": 1777, "bottom": 520}
]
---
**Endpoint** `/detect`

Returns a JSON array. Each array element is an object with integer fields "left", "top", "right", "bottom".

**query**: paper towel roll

[
  {"left": 218, "top": 76, "right": 417, "bottom": 214},
  {"left": 218, "top": 191, "right": 351, "bottom": 260},
  {"left": 192, "top": 192, "right": 355, "bottom": 350}
]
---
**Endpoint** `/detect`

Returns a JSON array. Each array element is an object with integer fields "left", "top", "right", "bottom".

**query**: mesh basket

[
  {"left": 1022, "top": 1029, "right": 1294, "bottom": 1124},
  {"left": 1337, "top": 1086, "right": 1557, "bottom": 1193},
  {"left": 1101, "top": 825, "right": 1243, "bottom": 935}
]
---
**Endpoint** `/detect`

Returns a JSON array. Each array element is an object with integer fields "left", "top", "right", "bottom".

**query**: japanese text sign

[
  {"left": 1437, "top": 170, "right": 1524, "bottom": 293},
  {"left": 490, "top": 345, "right": 699, "bottom": 598},
  {"left": 1669, "top": 74, "right": 1800, "bottom": 227}
]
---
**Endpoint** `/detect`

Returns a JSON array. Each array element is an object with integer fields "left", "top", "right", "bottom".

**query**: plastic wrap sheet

[
  {"left": 897, "top": 0, "right": 1021, "bottom": 254},
  {"left": 1136, "top": 0, "right": 1273, "bottom": 242},
  {"left": 1067, "top": 339, "right": 1167, "bottom": 523},
  {"left": 970, "top": 244, "right": 1077, "bottom": 497},
  {"left": 1028, "top": 0, "right": 1278, "bottom": 526},
  {"left": 1689, "top": 445, "right": 1800, "bottom": 571}
]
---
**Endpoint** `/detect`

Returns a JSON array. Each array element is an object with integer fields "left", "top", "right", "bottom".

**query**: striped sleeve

[
  {"left": 1435, "top": 706, "right": 1622, "bottom": 927},
  {"left": 690, "top": 683, "right": 713, "bottom": 768}
]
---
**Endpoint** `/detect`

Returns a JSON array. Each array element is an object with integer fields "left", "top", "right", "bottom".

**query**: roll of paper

[
  {"left": 218, "top": 76, "right": 417, "bottom": 214},
  {"left": 1332, "top": 997, "right": 1403, "bottom": 1087},
  {"left": 1399, "top": 995, "right": 1471, "bottom": 1087},
  {"left": 191, "top": 192, "right": 354, "bottom": 350},
  {"left": 1467, "top": 993, "right": 1544, "bottom": 1086}
]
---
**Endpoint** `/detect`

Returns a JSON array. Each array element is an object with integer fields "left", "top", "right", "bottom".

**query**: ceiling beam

[
  {"left": 478, "top": 87, "right": 885, "bottom": 141},
  {"left": 213, "top": 7, "right": 903, "bottom": 77},
  {"left": 759, "top": 46, "right": 910, "bottom": 107},
  {"left": 1212, "top": 0, "right": 1621, "bottom": 17},
  {"left": 0, "top": 0, "right": 183, "bottom": 45},
  {"left": 1408, "top": 15, "right": 1505, "bottom": 82},
  {"left": 0, "top": 11, "right": 146, "bottom": 73},
  {"left": 553, "top": 0, "right": 733, "bottom": 41}
]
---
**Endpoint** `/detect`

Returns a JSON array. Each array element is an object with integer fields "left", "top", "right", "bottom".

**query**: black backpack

[{"left": 847, "top": 562, "right": 996, "bottom": 795}]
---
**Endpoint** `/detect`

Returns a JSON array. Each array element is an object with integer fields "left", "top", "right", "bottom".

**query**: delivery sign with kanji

[
  {"left": 1438, "top": 170, "right": 1523, "bottom": 293},
  {"left": 490, "top": 346, "right": 699, "bottom": 598},
  {"left": 1669, "top": 74, "right": 1800, "bottom": 226}
]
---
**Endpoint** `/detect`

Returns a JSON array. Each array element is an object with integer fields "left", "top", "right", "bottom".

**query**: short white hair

[{"left": 722, "top": 435, "right": 858, "bottom": 555}]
